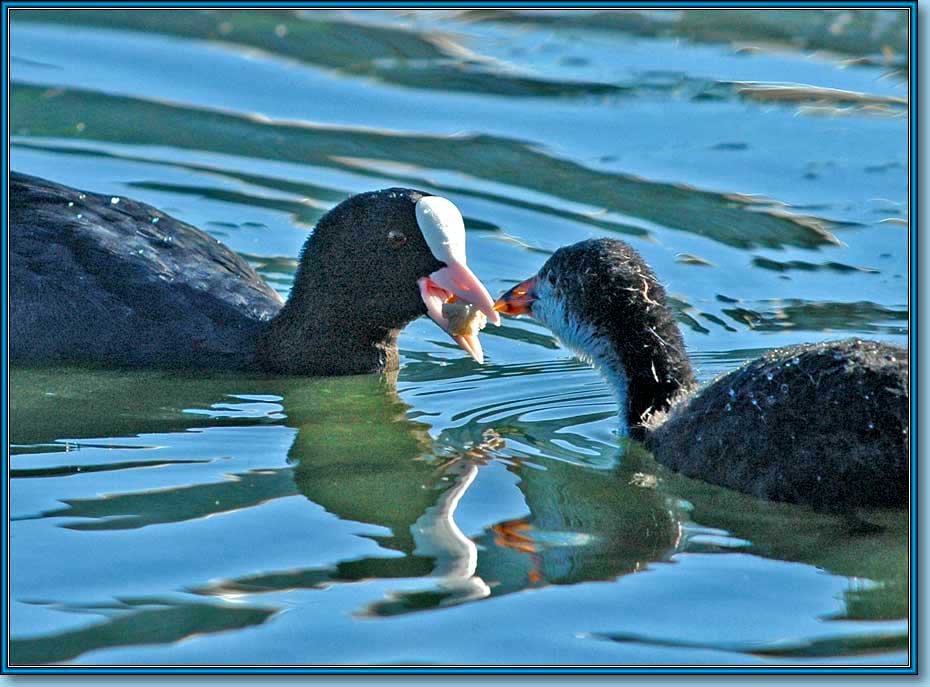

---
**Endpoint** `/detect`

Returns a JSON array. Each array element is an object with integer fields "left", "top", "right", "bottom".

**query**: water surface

[{"left": 9, "top": 9, "right": 909, "bottom": 667}]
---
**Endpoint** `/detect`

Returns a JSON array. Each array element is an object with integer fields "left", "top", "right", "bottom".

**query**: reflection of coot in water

[
  {"left": 290, "top": 380, "right": 439, "bottom": 558},
  {"left": 470, "top": 449, "right": 683, "bottom": 598},
  {"left": 293, "top": 432, "right": 684, "bottom": 617},
  {"left": 189, "top": 379, "right": 685, "bottom": 616},
  {"left": 495, "top": 239, "right": 909, "bottom": 513}
]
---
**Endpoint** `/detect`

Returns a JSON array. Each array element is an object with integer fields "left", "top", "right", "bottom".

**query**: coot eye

[{"left": 387, "top": 230, "right": 407, "bottom": 247}]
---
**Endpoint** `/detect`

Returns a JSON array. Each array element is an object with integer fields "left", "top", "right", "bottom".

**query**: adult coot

[{"left": 11, "top": 172, "right": 499, "bottom": 374}]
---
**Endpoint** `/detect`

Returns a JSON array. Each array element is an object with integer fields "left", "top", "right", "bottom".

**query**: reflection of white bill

[{"left": 412, "top": 461, "right": 491, "bottom": 604}]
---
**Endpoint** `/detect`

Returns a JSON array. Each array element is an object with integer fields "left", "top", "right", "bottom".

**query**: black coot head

[
  {"left": 306, "top": 188, "right": 436, "bottom": 325},
  {"left": 496, "top": 238, "right": 664, "bottom": 337},
  {"left": 296, "top": 188, "right": 499, "bottom": 361},
  {"left": 495, "top": 238, "right": 694, "bottom": 426},
  {"left": 541, "top": 239, "right": 661, "bottom": 331}
]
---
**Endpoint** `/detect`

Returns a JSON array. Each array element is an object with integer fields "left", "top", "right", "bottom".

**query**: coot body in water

[
  {"left": 11, "top": 173, "right": 498, "bottom": 374},
  {"left": 495, "top": 238, "right": 908, "bottom": 511}
]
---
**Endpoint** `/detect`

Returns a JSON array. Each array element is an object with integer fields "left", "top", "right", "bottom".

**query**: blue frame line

[
  {"left": 909, "top": 0, "right": 918, "bottom": 674},
  {"left": 1, "top": 0, "right": 7, "bottom": 677},
  {"left": 0, "top": 1, "right": 920, "bottom": 6},
  {"left": 1, "top": 0, "right": 918, "bottom": 676}
]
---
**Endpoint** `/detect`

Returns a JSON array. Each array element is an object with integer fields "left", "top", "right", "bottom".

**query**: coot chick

[
  {"left": 11, "top": 172, "right": 499, "bottom": 374},
  {"left": 495, "top": 238, "right": 908, "bottom": 511}
]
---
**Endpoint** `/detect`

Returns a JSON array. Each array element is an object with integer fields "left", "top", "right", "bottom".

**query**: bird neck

[
  {"left": 255, "top": 276, "right": 402, "bottom": 376},
  {"left": 600, "top": 325, "right": 695, "bottom": 438},
  {"left": 565, "top": 324, "right": 634, "bottom": 437},
  {"left": 556, "top": 305, "right": 695, "bottom": 437}
]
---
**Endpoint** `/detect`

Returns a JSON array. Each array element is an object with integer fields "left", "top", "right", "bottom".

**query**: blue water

[{"left": 9, "top": 9, "right": 909, "bottom": 666}]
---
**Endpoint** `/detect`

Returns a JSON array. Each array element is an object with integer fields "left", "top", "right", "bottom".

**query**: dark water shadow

[
  {"left": 12, "top": 83, "right": 845, "bottom": 250},
  {"left": 10, "top": 600, "right": 275, "bottom": 666},
  {"left": 12, "top": 10, "right": 630, "bottom": 99},
  {"left": 463, "top": 9, "right": 908, "bottom": 63}
]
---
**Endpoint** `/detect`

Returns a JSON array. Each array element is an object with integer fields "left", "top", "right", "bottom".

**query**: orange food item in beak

[
  {"left": 494, "top": 276, "right": 538, "bottom": 317},
  {"left": 428, "top": 262, "right": 500, "bottom": 327},
  {"left": 419, "top": 261, "right": 499, "bottom": 364}
]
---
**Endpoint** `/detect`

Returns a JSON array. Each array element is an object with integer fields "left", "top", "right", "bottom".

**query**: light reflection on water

[{"left": 9, "top": 8, "right": 908, "bottom": 666}]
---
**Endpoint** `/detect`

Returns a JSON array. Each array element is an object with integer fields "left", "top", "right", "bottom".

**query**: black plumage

[
  {"left": 645, "top": 339, "right": 908, "bottom": 510},
  {"left": 11, "top": 173, "right": 444, "bottom": 375},
  {"left": 499, "top": 238, "right": 909, "bottom": 511}
]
